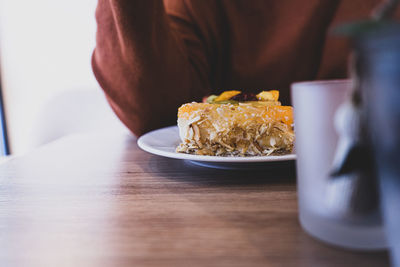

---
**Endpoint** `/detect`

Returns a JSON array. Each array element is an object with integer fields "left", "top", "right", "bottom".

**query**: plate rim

[{"left": 137, "top": 125, "right": 296, "bottom": 163}]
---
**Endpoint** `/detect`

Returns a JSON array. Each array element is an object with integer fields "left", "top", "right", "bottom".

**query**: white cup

[{"left": 291, "top": 79, "right": 387, "bottom": 250}]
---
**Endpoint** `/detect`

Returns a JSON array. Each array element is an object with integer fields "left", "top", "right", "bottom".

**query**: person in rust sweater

[{"left": 92, "top": 0, "right": 390, "bottom": 137}]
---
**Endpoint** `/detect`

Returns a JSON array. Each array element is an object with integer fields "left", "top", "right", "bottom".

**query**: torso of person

[{"left": 164, "top": 0, "right": 396, "bottom": 104}]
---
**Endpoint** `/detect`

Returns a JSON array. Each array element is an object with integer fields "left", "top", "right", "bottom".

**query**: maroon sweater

[{"left": 92, "top": 0, "right": 394, "bottom": 136}]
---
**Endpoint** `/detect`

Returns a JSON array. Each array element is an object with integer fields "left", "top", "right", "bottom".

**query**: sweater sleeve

[{"left": 92, "top": 0, "right": 211, "bottom": 136}]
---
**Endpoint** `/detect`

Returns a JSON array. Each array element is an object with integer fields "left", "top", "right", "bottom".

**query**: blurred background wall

[{"left": 0, "top": 0, "right": 108, "bottom": 155}]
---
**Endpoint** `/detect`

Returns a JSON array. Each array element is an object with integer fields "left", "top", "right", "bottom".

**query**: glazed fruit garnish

[
  {"left": 205, "top": 90, "right": 280, "bottom": 104},
  {"left": 230, "top": 92, "right": 258, "bottom": 102},
  {"left": 214, "top": 90, "right": 241, "bottom": 101},
  {"left": 257, "top": 90, "right": 279, "bottom": 101}
]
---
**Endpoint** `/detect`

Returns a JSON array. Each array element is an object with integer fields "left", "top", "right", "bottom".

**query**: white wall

[{"left": 0, "top": 0, "right": 101, "bottom": 155}]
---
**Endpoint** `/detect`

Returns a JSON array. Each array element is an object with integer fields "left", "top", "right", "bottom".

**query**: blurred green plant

[{"left": 333, "top": 0, "right": 399, "bottom": 37}]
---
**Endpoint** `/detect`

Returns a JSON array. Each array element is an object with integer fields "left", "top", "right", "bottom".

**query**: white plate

[{"left": 137, "top": 126, "right": 296, "bottom": 168}]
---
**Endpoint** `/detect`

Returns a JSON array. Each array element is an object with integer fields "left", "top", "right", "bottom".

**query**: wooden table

[{"left": 0, "top": 133, "right": 389, "bottom": 267}]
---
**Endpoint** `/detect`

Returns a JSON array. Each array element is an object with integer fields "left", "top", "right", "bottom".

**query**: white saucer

[{"left": 137, "top": 126, "right": 296, "bottom": 168}]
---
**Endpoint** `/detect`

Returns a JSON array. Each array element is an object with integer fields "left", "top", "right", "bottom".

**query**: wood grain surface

[{"left": 0, "top": 133, "right": 389, "bottom": 267}]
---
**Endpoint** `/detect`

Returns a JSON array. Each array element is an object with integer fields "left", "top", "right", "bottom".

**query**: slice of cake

[{"left": 176, "top": 90, "right": 295, "bottom": 156}]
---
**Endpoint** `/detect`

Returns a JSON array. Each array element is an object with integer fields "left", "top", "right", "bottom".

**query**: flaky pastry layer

[{"left": 176, "top": 102, "right": 294, "bottom": 156}]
